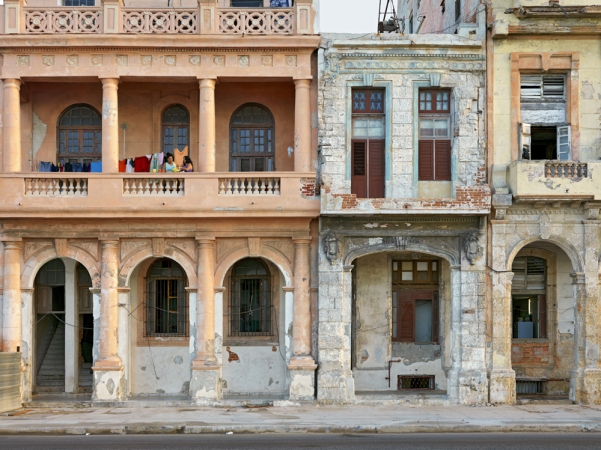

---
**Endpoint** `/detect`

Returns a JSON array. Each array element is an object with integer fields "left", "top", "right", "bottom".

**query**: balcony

[
  {"left": 0, "top": 173, "right": 318, "bottom": 219},
  {"left": 507, "top": 160, "right": 601, "bottom": 201},
  {"left": 2, "top": 0, "right": 314, "bottom": 36}
]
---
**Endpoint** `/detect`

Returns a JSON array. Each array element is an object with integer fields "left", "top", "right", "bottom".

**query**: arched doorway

[
  {"left": 34, "top": 259, "right": 94, "bottom": 394},
  {"left": 230, "top": 103, "right": 275, "bottom": 172},
  {"left": 162, "top": 105, "right": 190, "bottom": 154},
  {"left": 57, "top": 104, "right": 102, "bottom": 165}
]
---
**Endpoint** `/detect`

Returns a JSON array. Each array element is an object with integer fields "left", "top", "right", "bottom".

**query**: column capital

[
  {"left": 283, "top": 286, "right": 295, "bottom": 293},
  {"left": 100, "top": 77, "right": 120, "bottom": 86},
  {"left": 89, "top": 287, "right": 101, "bottom": 294},
  {"left": 117, "top": 287, "right": 130, "bottom": 294},
  {"left": 196, "top": 238, "right": 216, "bottom": 248},
  {"left": 343, "top": 264, "right": 354, "bottom": 272},
  {"left": 198, "top": 78, "right": 217, "bottom": 89},
  {"left": 2, "top": 240, "right": 22, "bottom": 250},
  {"left": 293, "top": 236, "right": 312, "bottom": 246},
  {"left": 3, "top": 78, "right": 21, "bottom": 88},
  {"left": 214, "top": 286, "right": 226, "bottom": 293},
  {"left": 294, "top": 78, "right": 312, "bottom": 87},
  {"left": 99, "top": 238, "right": 120, "bottom": 248}
]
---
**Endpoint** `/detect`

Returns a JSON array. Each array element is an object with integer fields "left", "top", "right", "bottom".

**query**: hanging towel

[
  {"left": 134, "top": 156, "right": 151, "bottom": 172},
  {"left": 158, "top": 152, "right": 165, "bottom": 166},
  {"left": 150, "top": 154, "right": 160, "bottom": 172},
  {"left": 174, "top": 146, "right": 189, "bottom": 167},
  {"left": 126, "top": 158, "right": 135, "bottom": 173},
  {"left": 64, "top": 163, "right": 73, "bottom": 172},
  {"left": 39, "top": 161, "right": 52, "bottom": 172},
  {"left": 271, "top": 0, "right": 290, "bottom": 6},
  {"left": 119, "top": 159, "right": 127, "bottom": 173},
  {"left": 72, "top": 163, "right": 83, "bottom": 172},
  {"left": 90, "top": 161, "right": 102, "bottom": 173}
]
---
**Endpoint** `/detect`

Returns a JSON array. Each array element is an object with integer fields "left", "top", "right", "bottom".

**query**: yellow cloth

[{"left": 174, "top": 146, "right": 189, "bottom": 167}]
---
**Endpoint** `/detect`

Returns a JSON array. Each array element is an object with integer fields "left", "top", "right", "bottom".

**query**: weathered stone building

[
  {"left": 489, "top": 1, "right": 601, "bottom": 405},
  {"left": 316, "top": 6, "right": 491, "bottom": 404},
  {"left": 0, "top": 0, "right": 321, "bottom": 405}
]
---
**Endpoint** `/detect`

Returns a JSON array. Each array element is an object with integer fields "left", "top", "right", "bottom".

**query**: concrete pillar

[
  {"left": 0, "top": 241, "right": 4, "bottom": 350},
  {"left": 198, "top": 0, "right": 217, "bottom": 34},
  {"left": 20, "top": 288, "right": 33, "bottom": 402},
  {"left": 190, "top": 238, "right": 221, "bottom": 402},
  {"left": 63, "top": 259, "right": 78, "bottom": 393},
  {"left": 102, "top": 0, "right": 123, "bottom": 34},
  {"left": 447, "top": 265, "right": 462, "bottom": 401},
  {"left": 100, "top": 78, "right": 119, "bottom": 173},
  {"left": 3, "top": 79, "right": 21, "bottom": 173},
  {"left": 2, "top": 241, "right": 22, "bottom": 352},
  {"left": 294, "top": 79, "right": 312, "bottom": 172},
  {"left": 489, "top": 271, "right": 516, "bottom": 404},
  {"left": 117, "top": 287, "right": 130, "bottom": 396},
  {"left": 92, "top": 240, "right": 124, "bottom": 402},
  {"left": 198, "top": 79, "right": 216, "bottom": 173},
  {"left": 317, "top": 263, "right": 355, "bottom": 403}
]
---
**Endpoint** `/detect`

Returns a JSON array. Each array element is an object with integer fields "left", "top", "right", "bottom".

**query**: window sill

[
  {"left": 512, "top": 338, "right": 549, "bottom": 344},
  {"left": 137, "top": 337, "right": 189, "bottom": 347},
  {"left": 223, "top": 339, "right": 280, "bottom": 347}
]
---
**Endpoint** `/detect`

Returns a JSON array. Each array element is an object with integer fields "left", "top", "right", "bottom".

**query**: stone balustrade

[
  {"left": 123, "top": 177, "right": 185, "bottom": 195},
  {"left": 24, "top": 8, "right": 102, "bottom": 33},
  {"left": 219, "top": 177, "right": 281, "bottom": 195},
  {"left": 218, "top": 8, "right": 294, "bottom": 34},
  {"left": 122, "top": 9, "right": 197, "bottom": 34},
  {"left": 544, "top": 161, "right": 588, "bottom": 179},
  {"left": 24, "top": 177, "right": 88, "bottom": 196}
]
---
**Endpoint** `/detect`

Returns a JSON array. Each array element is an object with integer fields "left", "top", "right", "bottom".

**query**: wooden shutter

[
  {"left": 351, "top": 140, "right": 367, "bottom": 198},
  {"left": 434, "top": 140, "right": 451, "bottom": 181},
  {"left": 398, "top": 297, "right": 415, "bottom": 343},
  {"left": 520, "top": 123, "right": 532, "bottom": 160},
  {"left": 368, "top": 139, "right": 385, "bottom": 198},
  {"left": 432, "top": 291, "right": 439, "bottom": 343},
  {"left": 36, "top": 286, "right": 53, "bottom": 314},
  {"left": 418, "top": 140, "right": 434, "bottom": 181},
  {"left": 557, "top": 125, "right": 571, "bottom": 161},
  {"left": 538, "top": 294, "right": 547, "bottom": 339}
]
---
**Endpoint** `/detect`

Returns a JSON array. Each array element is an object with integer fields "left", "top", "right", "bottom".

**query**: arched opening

[
  {"left": 350, "top": 252, "right": 451, "bottom": 396},
  {"left": 230, "top": 103, "right": 275, "bottom": 172},
  {"left": 34, "top": 259, "right": 94, "bottom": 394},
  {"left": 162, "top": 105, "right": 190, "bottom": 154},
  {"left": 57, "top": 104, "right": 102, "bottom": 166}
]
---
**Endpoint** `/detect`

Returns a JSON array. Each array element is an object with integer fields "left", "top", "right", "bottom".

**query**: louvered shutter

[
  {"left": 418, "top": 140, "right": 434, "bottom": 181},
  {"left": 538, "top": 294, "right": 547, "bottom": 339},
  {"left": 36, "top": 286, "right": 53, "bottom": 314},
  {"left": 399, "top": 298, "right": 415, "bottom": 343},
  {"left": 434, "top": 140, "right": 451, "bottom": 181},
  {"left": 351, "top": 140, "right": 367, "bottom": 198},
  {"left": 368, "top": 139, "right": 385, "bottom": 198},
  {"left": 557, "top": 125, "right": 571, "bottom": 161}
]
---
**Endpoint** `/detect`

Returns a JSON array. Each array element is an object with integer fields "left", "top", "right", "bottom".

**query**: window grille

[
  {"left": 145, "top": 259, "right": 188, "bottom": 337},
  {"left": 512, "top": 256, "right": 546, "bottom": 291},
  {"left": 229, "top": 258, "right": 274, "bottom": 337},
  {"left": 398, "top": 375, "right": 435, "bottom": 390},
  {"left": 516, "top": 380, "right": 544, "bottom": 395}
]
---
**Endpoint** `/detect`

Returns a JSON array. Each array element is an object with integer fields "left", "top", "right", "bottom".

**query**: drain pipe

[{"left": 385, "top": 359, "right": 401, "bottom": 388}]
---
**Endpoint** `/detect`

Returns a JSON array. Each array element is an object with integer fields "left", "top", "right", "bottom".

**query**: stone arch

[
  {"left": 215, "top": 246, "right": 293, "bottom": 288},
  {"left": 21, "top": 245, "right": 100, "bottom": 289},
  {"left": 505, "top": 234, "right": 583, "bottom": 273},
  {"left": 119, "top": 246, "right": 197, "bottom": 288},
  {"left": 344, "top": 243, "right": 460, "bottom": 267}
]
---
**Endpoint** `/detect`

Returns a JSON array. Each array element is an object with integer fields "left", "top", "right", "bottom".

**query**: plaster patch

[
  {"left": 141, "top": 366, "right": 147, "bottom": 371},
  {"left": 32, "top": 113, "right": 47, "bottom": 161},
  {"left": 582, "top": 81, "right": 595, "bottom": 100},
  {"left": 106, "top": 378, "right": 115, "bottom": 395},
  {"left": 173, "top": 356, "right": 184, "bottom": 365}
]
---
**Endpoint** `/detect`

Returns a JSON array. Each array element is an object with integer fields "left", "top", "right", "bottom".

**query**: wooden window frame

[
  {"left": 162, "top": 105, "right": 190, "bottom": 154},
  {"left": 419, "top": 89, "right": 451, "bottom": 114},
  {"left": 230, "top": 103, "right": 275, "bottom": 173},
  {"left": 57, "top": 104, "right": 102, "bottom": 165},
  {"left": 418, "top": 89, "right": 452, "bottom": 181},
  {"left": 352, "top": 89, "right": 385, "bottom": 114}
]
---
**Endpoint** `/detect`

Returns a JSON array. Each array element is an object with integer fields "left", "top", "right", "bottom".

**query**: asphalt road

[{"left": 0, "top": 433, "right": 600, "bottom": 449}]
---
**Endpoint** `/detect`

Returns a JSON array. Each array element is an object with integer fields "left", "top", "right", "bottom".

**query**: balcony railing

[
  {"left": 219, "top": 177, "right": 281, "bottom": 195},
  {"left": 25, "top": 177, "right": 88, "bottom": 196},
  {"left": 544, "top": 161, "right": 588, "bottom": 179},
  {"left": 5, "top": 2, "right": 312, "bottom": 35}
]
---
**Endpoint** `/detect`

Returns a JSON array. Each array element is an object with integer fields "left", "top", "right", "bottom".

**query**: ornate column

[
  {"left": 100, "top": 78, "right": 120, "bottom": 173},
  {"left": 92, "top": 239, "right": 124, "bottom": 401},
  {"left": 287, "top": 237, "right": 317, "bottom": 400},
  {"left": 189, "top": 238, "right": 221, "bottom": 401},
  {"left": 3, "top": 79, "right": 21, "bottom": 173},
  {"left": 294, "top": 79, "right": 312, "bottom": 173},
  {"left": 2, "top": 240, "right": 22, "bottom": 352},
  {"left": 198, "top": 79, "right": 216, "bottom": 173}
]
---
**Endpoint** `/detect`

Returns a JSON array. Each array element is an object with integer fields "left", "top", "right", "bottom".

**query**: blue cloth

[
  {"left": 39, "top": 161, "right": 52, "bottom": 172},
  {"left": 90, "top": 161, "right": 102, "bottom": 173},
  {"left": 271, "top": 0, "right": 290, "bottom": 6},
  {"left": 72, "top": 163, "right": 83, "bottom": 172}
]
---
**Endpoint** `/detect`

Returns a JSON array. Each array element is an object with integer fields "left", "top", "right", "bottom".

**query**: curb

[{"left": 0, "top": 422, "right": 600, "bottom": 435}]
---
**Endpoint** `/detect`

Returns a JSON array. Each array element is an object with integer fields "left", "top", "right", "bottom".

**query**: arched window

[
  {"left": 162, "top": 105, "right": 190, "bottom": 153},
  {"left": 511, "top": 256, "right": 547, "bottom": 339},
  {"left": 57, "top": 105, "right": 102, "bottom": 165},
  {"left": 230, "top": 104, "right": 275, "bottom": 172},
  {"left": 229, "top": 258, "right": 272, "bottom": 336},
  {"left": 146, "top": 259, "right": 188, "bottom": 337}
]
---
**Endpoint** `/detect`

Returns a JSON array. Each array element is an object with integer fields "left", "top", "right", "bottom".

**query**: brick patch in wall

[
  {"left": 512, "top": 341, "right": 550, "bottom": 365},
  {"left": 300, "top": 178, "right": 318, "bottom": 198},
  {"left": 332, "top": 193, "right": 359, "bottom": 209}
]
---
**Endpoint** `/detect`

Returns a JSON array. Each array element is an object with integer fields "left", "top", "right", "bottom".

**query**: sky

[{"left": 319, "top": 0, "right": 382, "bottom": 33}]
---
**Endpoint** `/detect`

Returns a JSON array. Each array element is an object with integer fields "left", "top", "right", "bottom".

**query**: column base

[
  {"left": 189, "top": 365, "right": 222, "bottom": 402},
  {"left": 488, "top": 369, "right": 516, "bottom": 405},
  {"left": 316, "top": 360, "right": 355, "bottom": 404},
  {"left": 456, "top": 370, "right": 488, "bottom": 404},
  {"left": 92, "top": 366, "right": 125, "bottom": 402},
  {"left": 287, "top": 357, "right": 317, "bottom": 401},
  {"left": 570, "top": 368, "right": 601, "bottom": 405}
]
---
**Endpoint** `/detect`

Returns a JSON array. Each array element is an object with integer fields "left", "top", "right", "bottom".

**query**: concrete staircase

[
  {"left": 79, "top": 363, "right": 93, "bottom": 392},
  {"left": 36, "top": 323, "right": 65, "bottom": 392}
]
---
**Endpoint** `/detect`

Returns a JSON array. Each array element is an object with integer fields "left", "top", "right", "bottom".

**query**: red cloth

[
  {"left": 134, "top": 156, "right": 150, "bottom": 172},
  {"left": 119, "top": 159, "right": 126, "bottom": 173}
]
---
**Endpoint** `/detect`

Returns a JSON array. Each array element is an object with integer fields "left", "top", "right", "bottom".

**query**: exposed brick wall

[
  {"left": 300, "top": 178, "right": 318, "bottom": 198},
  {"left": 332, "top": 193, "right": 359, "bottom": 209},
  {"left": 512, "top": 342, "right": 550, "bottom": 365}
]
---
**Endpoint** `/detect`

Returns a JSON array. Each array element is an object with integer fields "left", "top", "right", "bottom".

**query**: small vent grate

[
  {"left": 526, "top": 258, "right": 545, "bottom": 275},
  {"left": 516, "top": 380, "right": 544, "bottom": 395},
  {"left": 398, "top": 375, "right": 435, "bottom": 390}
]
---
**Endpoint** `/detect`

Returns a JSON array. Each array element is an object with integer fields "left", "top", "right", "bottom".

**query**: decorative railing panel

[
  {"left": 25, "top": 178, "right": 88, "bottom": 196},
  {"left": 123, "top": 178, "right": 185, "bottom": 195},
  {"left": 544, "top": 162, "right": 588, "bottom": 179},
  {"left": 24, "top": 8, "right": 102, "bottom": 33},
  {"left": 218, "top": 9, "right": 294, "bottom": 34},
  {"left": 123, "top": 9, "right": 197, "bottom": 34},
  {"left": 219, "top": 177, "right": 281, "bottom": 195}
]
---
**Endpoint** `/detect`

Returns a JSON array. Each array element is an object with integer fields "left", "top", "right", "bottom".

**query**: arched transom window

[
  {"left": 230, "top": 104, "right": 275, "bottom": 172},
  {"left": 229, "top": 258, "right": 273, "bottom": 336},
  {"left": 57, "top": 105, "right": 102, "bottom": 165},
  {"left": 146, "top": 259, "right": 188, "bottom": 337},
  {"left": 162, "top": 105, "right": 190, "bottom": 153}
]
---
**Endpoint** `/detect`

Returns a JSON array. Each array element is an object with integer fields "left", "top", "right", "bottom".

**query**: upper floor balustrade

[{"left": 2, "top": 0, "right": 314, "bottom": 36}]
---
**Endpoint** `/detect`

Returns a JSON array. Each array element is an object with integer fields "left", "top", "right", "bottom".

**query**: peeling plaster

[{"left": 32, "top": 113, "right": 47, "bottom": 161}]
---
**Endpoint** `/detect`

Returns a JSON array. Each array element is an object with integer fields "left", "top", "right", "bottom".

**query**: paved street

[{"left": 0, "top": 433, "right": 600, "bottom": 449}]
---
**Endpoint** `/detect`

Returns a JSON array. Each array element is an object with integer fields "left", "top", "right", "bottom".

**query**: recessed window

[
  {"left": 511, "top": 257, "right": 547, "bottom": 340},
  {"left": 230, "top": 104, "right": 275, "bottom": 172},
  {"left": 418, "top": 89, "right": 452, "bottom": 181},
  {"left": 57, "top": 104, "right": 102, "bottom": 165},
  {"left": 63, "top": 0, "right": 95, "bottom": 6},
  {"left": 162, "top": 105, "right": 190, "bottom": 154}
]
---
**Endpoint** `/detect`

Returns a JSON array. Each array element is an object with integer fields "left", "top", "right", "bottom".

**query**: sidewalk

[{"left": 1, "top": 402, "right": 601, "bottom": 435}]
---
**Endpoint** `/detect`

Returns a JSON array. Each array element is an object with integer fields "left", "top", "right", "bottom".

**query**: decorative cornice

[
  {"left": 1, "top": 47, "right": 307, "bottom": 54},
  {"left": 340, "top": 52, "right": 483, "bottom": 60}
]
